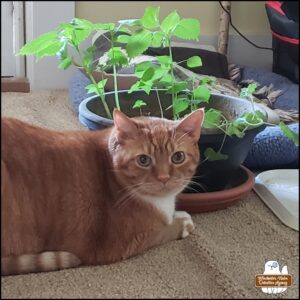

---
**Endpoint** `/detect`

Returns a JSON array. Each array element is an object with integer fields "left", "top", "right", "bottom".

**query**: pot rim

[
  {"left": 175, "top": 165, "right": 255, "bottom": 213},
  {"left": 79, "top": 90, "right": 267, "bottom": 135}
]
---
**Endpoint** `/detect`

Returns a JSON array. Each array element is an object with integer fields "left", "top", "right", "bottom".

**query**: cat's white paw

[{"left": 174, "top": 211, "right": 195, "bottom": 238}]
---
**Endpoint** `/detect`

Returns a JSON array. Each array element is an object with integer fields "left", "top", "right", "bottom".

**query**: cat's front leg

[
  {"left": 149, "top": 210, "right": 195, "bottom": 247},
  {"left": 112, "top": 211, "right": 195, "bottom": 263},
  {"left": 173, "top": 210, "right": 195, "bottom": 238}
]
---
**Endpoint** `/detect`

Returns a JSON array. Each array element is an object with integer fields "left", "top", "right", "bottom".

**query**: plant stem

[
  {"left": 74, "top": 45, "right": 112, "bottom": 119},
  {"left": 112, "top": 64, "right": 121, "bottom": 110},
  {"left": 176, "top": 59, "right": 188, "bottom": 65},
  {"left": 249, "top": 95, "right": 255, "bottom": 112},
  {"left": 107, "top": 29, "right": 121, "bottom": 111},
  {"left": 218, "top": 128, "right": 227, "bottom": 154},
  {"left": 155, "top": 89, "right": 164, "bottom": 118},
  {"left": 87, "top": 72, "right": 112, "bottom": 119},
  {"left": 167, "top": 39, "right": 176, "bottom": 120},
  {"left": 192, "top": 76, "right": 196, "bottom": 111}
]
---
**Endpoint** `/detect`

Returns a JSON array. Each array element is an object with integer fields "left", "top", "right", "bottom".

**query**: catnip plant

[{"left": 19, "top": 6, "right": 298, "bottom": 161}]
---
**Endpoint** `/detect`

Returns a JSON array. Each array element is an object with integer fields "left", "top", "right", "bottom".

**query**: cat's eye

[
  {"left": 171, "top": 151, "right": 185, "bottom": 164},
  {"left": 137, "top": 154, "right": 152, "bottom": 167}
]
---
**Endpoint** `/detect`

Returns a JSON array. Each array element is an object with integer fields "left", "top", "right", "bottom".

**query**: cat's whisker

[
  {"left": 115, "top": 182, "right": 156, "bottom": 210},
  {"left": 177, "top": 177, "right": 208, "bottom": 193},
  {"left": 187, "top": 180, "right": 208, "bottom": 192},
  {"left": 115, "top": 189, "right": 137, "bottom": 210},
  {"left": 180, "top": 184, "right": 199, "bottom": 194},
  {"left": 117, "top": 182, "right": 146, "bottom": 194},
  {"left": 191, "top": 174, "right": 207, "bottom": 179}
]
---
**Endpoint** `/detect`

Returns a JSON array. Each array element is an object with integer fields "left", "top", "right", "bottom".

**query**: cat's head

[{"left": 108, "top": 108, "right": 204, "bottom": 198}]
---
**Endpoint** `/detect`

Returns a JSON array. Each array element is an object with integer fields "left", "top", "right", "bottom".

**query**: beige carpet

[{"left": 1, "top": 90, "right": 299, "bottom": 299}]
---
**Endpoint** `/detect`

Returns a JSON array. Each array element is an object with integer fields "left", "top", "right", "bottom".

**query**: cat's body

[{"left": 1, "top": 109, "right": 204, "bottom": 276}]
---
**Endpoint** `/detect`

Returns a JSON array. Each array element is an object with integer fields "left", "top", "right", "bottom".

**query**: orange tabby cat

[{"left": 1, "top": 108, "right": 204, "bottom": 276}]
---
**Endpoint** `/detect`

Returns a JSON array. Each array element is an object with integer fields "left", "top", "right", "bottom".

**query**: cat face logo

[{"left": 255, "top": 260, "right": 292, "bottom": 294}]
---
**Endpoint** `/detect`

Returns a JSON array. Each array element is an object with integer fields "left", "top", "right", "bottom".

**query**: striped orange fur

[{"left": 1, "top": 109, "right": 204, "bottom": 275}]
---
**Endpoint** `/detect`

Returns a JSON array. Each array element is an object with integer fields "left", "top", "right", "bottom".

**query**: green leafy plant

[{"left": 19, "top": 6, "right": 298, "bottom": 162}]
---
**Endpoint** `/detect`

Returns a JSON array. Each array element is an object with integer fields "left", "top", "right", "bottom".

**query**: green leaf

[
  {"left": 240, "top": 83, "right": 257, "bottom": 98},
  {"left": 83, "top": 45, "right": 97, "bottom": 68},
  {"left": 173, "top": 97, "right": 189, "bottom": 115},
  {"left": 226, "top": 123, "right": 245, "bottom": 138},
  {"left": 187, "top": 56, "right": 202, "bottom": 68},
  {"left": 19, "top": 32, "right": 58, "bottom": 55},
  {"left": 85, "top": 79, "right": 107, "bottom": 95},
  {"left": 85, "top": 83, "right": 98, "bottom": 94},
  {"left": 247, "top": 83, "right": 257, "bottom": 94},
  {"left": 126, "top": 29, "right": 152, "bottom": 58},
  {"left": 204, "top": 148, "right": 228, "bottom": 161},
  {"left": 135, "top": 61, "right": 153, "bottom": 71},
  {"left": 133, "top": 100, "right": 147, "bottom": 109},
  {"left": 107, "top": 47, "right": 128, "bottom": 65},
  {"left": 157, "top": 55, "right": 172, "bottom": 66},
  {"left": 193, "top": 86, "right": 210, "bottom": 102},
  {"left": 167, "top": 81, "right": 188, "bottom": 94},
  {"left": 35, "top": 40, "right": 62, "bottom": 60},
  {"left": 151, "top": 31, "right": 164, "bottom": 47},
  {"left": 200, "top": 76, "right": 216, "bottom": 84},
  {"left": 174, "top": 18, "right": 200, "bottom": 40},
  {"left": 128, "top": 81, "right": 141, "bottom": 94},
  {"left": 159, "top": 74, "right": 172, "bottom": 84},
  {"left": 279, "top": 122, "right": 299, "bottom": 146},
  {"left": 93, "top": 23, "right": 115, "bottom": 30},
  {"left": 116, "top": 35, "right": 130, "bottom": 44},
  {"left": 141, "top": 67, "right": 155, "bottom": 81},
  {"left": 128, "top": 80, "right": 152, "bottom": 95},
  {"left": 203, "top": 109, "right": 221, "bottom": 128},
  {"left": 152, "top": 68, "right": 166, "bottom": 81},
  {"left": 134, "top": 61, "right": 153, "bottom": 78},
  {"left": 56, "top": 41, "right": 68, "bottom": 61},
  {"left": 161, "top": 11, "right": 180, "bottom": 34},
  {"left": 141, "top": 6, "right": 160, "bottom": 29},
  {"left": 233, "top": 111, "right": 265, "bottom": 131},
  {"left": 243, "top": 112, "right": 264, "bottom": 126},
  {"left": 254, "top": 110, "right": 266, "bottom": 121},
  {"left": 240, "top": 88, "right": 248, "bottom": 98},
  {"left": 97, "top": 79, "right": 108, "bottom": 89},
  {"left": 139, "top": 82, "right": 152, "bottom": 94},
  {"left": 58, "top": 57, "right": 72, "bottom": 70},
  {"left": 70, "top": 18, "right": 93, "bottom": 29},
  {"left": 118, "top": 19, "right": 141, "bottom": 26},
  {"left": 72, "top": 28, "right": 92, "bottom": 46}
]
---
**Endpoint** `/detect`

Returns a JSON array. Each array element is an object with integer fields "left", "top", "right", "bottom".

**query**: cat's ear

[
  {"left": 113, "top": 109, "right": 138, "bottom": 143},
  {"left": 176, "top": 108, "right": 205, "bottom": 141}
]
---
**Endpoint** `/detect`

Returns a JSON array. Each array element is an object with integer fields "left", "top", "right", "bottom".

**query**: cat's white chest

[{"left": 142, "top": 194, "right": 176, "bottom": 224}]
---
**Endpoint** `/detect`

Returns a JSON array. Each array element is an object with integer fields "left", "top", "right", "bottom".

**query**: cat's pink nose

[{"left": 157, "top": 174, "right": 170, "bottom": 184}]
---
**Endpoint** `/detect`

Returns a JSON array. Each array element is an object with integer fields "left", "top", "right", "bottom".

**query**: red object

[
  {"left": 176, "top": 165, "right": 255, "bottom": 214},
  {"left": 271, "top": 31, "right": 299, "bottom": 45},
  {"left": 266, "top": 1, "right": 285, "bottom": 16}
]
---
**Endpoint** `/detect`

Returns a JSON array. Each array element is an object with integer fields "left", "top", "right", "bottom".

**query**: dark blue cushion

[{"left": 244, "top": 123, "right": 299, "bottom": 170}]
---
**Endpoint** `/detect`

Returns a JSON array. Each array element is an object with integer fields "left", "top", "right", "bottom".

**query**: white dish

[{"left": 253, "top": 169, "right": 299, "bottom": 231}]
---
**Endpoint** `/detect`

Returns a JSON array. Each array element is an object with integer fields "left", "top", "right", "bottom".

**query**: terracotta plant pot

[
  {"left": 78, "top": 67, "right": 138, "bottom": 92},
  {"left": 176, "top": 165, "right": 255, "bottom": 213}
]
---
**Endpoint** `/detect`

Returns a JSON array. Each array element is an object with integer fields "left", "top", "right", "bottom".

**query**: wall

[
  {"left": 76, "top": 1, "right": 273, "bottom": 70},
  {"left": 25, "top": 1, "right": 75, "bottom": 90}
]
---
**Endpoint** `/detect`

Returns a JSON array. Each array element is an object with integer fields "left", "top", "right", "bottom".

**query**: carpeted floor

[{"left": 1, "top": 90, "right": 299, "bottom": 299}]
